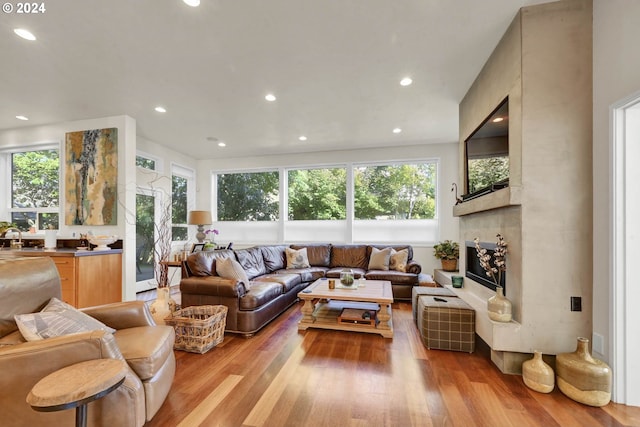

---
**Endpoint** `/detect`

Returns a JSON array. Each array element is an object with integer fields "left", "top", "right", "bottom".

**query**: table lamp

[{"left": 188, "top": 210, "right": 212, "bottom": 243}]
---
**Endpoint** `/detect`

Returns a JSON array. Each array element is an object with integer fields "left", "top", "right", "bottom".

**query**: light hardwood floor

[{"left": 144, "top": 299, "right": 640, "bottom": 427}]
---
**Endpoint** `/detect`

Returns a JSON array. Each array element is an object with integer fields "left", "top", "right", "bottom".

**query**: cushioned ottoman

[
  {"left": 417, "top": 295, "right": 475, "bottom": 353},
  {"left": 411, "top": 286, "right": 457, "bottom": 325}
]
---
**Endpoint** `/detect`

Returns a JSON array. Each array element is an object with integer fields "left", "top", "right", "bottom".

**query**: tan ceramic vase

[
  {"left": 487, "top": 286, "right": 512, "bottom": 322},
  {"left": 522, "top": 351, "right": 554, "bottom": 393},
  {"left": 150, "top": 287, "right": 172, "bottom": 325},
  {"left": 556, "top": 337, "right": 612, "bottom": 407}
]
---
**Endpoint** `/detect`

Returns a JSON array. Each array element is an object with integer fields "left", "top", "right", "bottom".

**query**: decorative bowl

[{"left": 89, "top": 236, "right": 116, "bottom": 251}]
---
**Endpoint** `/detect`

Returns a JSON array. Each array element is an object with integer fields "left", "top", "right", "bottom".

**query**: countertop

[{"left": 0, "top": 248, "right": 123, "bottom": 257}]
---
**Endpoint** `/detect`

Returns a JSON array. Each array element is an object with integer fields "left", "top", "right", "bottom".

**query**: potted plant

[{"left": 433, "top": 240, "right": 460, "bottom": 271}]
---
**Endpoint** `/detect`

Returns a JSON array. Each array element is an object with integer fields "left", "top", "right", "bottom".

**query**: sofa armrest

[
  {"left": 82, "top": 301, "right": 155, "bottom": 330},
  {"left": 406, "top": 260, "right": 422, "bottom": 274},
  {"left": 180, "top": 276, "right": 246, "bottom": 298}
]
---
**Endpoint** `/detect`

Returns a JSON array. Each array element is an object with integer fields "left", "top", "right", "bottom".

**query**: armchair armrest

[
  {"left": 180, "top": 276, "right": 246, "bottom": 298},
  {"left": 82, "top": 301, "right": 155, "bottom": 330}
]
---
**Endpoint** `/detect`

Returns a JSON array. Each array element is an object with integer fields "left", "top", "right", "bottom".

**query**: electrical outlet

[{"left": 570, "top": 296, "right": 582, "bottom": 312}]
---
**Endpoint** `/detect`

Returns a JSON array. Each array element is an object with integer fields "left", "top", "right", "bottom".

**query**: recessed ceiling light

[
  {"left": 15, "top": 115, "right": 29, "bottom": 121},
  {"left": 393, "top": 128, "right": 402, "bottom": 134},
  {"left": 265, "top": 94, "right": 276, "bottom": 102},
  {"left": 400, "top": 77, "right": 413, "bottom": 86},
  {"left": 299, "top": 136, "right": 307, "bottom": 141},
  {"left": 183, "top": 0, "right": 200, "bottom": 7},
  {"left": 218, "top": 142, "right": 226, "bottom": 147},
  {"left": 14, "top": 28, "right": 36, "bottom": 41},
  {"left": 492, "top": 117, "right": 504, "bottom": 123},
  {"left": 154, "top": 106, "right": 167, "bottom": 113}
]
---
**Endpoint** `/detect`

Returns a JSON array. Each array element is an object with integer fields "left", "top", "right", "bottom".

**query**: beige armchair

[{"left": 0, "top": 257, "right": 175, "bottom": 427}]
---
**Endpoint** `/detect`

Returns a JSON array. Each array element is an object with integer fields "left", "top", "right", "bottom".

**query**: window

[
  {"left": 217, "top": 171, "right": 279, "bottom": 221},
  {"left": 136, "top": 155, "right": 156, "bottom": 170},
  {"left": 288, "top": 167, "right": 346, "bottom": 220},
  {"left": 171, "top": 174, "right": 188, "bottom": 240},
  {"left": 354, "top": 163, "right": 436, "bottom": 220},
  {"left": 10, "top": 148, "right": 60, "bottom": 231},
  {"left": 213, "top": 160, "right": 439, "bottom": 245},
  {"left": 171, "top": 164, "right": 194, "bottom": 241}
]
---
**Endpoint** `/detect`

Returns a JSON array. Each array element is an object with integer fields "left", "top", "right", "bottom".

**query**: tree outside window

[
  {"left": 288, "top": 168, "right": 346, "bottom": 220},
  {"left": 217, "top": 171, "right": 279, "bottom": 221}
]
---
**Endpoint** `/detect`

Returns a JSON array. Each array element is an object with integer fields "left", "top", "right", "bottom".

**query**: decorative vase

[
  {"left": 441, "top": 258, "right": 458, "bottom": 272},
  {"left": 149, "top": 287, "right": 172, "bottom": 325},
  {"left": 340, "top": 268, "right": 355, "bottom": 287},
  {"left": 556, "top": 337, "right": 612, "bottom": 407},
  {"left": 487, "top": 286, "right": 512, "bottom": 322},
  {"left": 522, "top": 351, "right": 554, "bottom": 393}
]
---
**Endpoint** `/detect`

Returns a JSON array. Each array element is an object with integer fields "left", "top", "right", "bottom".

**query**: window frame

[{"left": 171, "top": 163, "right": 195, "bottom": 242}]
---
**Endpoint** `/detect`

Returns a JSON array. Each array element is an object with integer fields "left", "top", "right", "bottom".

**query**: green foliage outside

[
  {"left": 136, "top": 156, "right": 156, "bottom": 170},
  {"left": 12, "top": 150, "right": 59, "bottom": 208},
  {"left": 467, "top": 157, "right": 509, "bottom": 193},
  {"left": 172, "top": 175, "right": 188, "bottom": 240},
  {"left": 218, "top": 172, "right": 279, "bottom": 221},
  {"left": 354, "top": 164, "right": 436, "bottom": 219},
  {"left": 288, "top": 168, "right": 346, "bottom": 220}
]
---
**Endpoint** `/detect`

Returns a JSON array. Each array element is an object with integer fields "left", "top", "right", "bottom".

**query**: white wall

[
  {"left": 195, "top": 142, "right": 460, "bottom": 274},
  {"left": 593, "top": 0, "right": 640, "bottom": 405}
]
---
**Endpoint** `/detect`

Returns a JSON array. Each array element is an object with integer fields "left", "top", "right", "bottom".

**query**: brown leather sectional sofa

[{"left": 180, "top": 244, "right": 423, "bottom": 337}]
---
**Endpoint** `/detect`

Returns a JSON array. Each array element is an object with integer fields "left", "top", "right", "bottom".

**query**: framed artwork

[
  {"left": 191, "top": 243, "right": 205, "bottom": 253},
  {"left": 64, "top": 128, "right": 118, "bottom": 225}
]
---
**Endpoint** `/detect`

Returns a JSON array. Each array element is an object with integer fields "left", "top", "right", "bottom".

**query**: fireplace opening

[{"left": 465, "top": 240, "right": 506, "bottom": 294}]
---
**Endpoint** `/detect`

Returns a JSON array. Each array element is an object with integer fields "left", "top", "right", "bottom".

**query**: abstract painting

[{"left": 65, "top": 128, "right": 118, "bottom": 225}]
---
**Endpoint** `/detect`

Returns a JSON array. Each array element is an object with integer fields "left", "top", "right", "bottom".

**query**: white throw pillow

[
  {"left": 368, "top": 247, "right": 392, "bottom": 271},
  {"left": 389, "top": 248, "right": 409, "bottom": 272},
  {"left": 285, "top": 247, "right": 310, "bottom": 269},
  {"left": 14, "top": 297, "right": 115, "bottom": 342},
  {"left": 217, "top": 257, "right": 251, "bottom": 290}
]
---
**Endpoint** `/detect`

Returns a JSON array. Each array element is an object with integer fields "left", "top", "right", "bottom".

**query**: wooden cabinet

[{"left": 15, "top": 250, "right": 122, "bottom": 308}]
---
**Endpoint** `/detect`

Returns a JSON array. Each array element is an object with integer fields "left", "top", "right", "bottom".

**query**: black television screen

[{"left": 464, "top": 98, "right": 509, "bottom": 200}]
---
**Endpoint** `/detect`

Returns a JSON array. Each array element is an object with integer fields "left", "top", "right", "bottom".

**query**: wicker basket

[{"left": 164, "top": 305, "right": 227, "bottom": 354}]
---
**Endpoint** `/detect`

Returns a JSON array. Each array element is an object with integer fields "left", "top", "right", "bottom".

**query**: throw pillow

[
  {"left": 217, "top": 257, "right": 251, "bottom": 290},
  {"left": 14, "top": 297, "right": 116, "bottom": 342},
  {"left": 285, "top": 247, "right": 310, "bottom": 269},
  {"left": 368, "top": 247, "right": 392, "bottom": 271},
  {"left": 390, "top": 248, "right": 409, "bottom": 272}
]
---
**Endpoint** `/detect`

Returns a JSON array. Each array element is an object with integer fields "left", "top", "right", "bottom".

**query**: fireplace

[{"left": 465, "top": 240, "right": 506, "bottom": 294}]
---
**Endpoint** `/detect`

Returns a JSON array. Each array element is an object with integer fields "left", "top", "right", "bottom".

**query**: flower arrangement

[
  {"left": 204, "top": 229, "right": 219, "bottom": 249},
  {"left": 474, "top": 234, "right": 507, "bottom": 286}
]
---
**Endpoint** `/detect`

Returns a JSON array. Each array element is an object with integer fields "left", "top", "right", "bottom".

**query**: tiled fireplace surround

[{"left": 449, "top": 1, "right": 593, "bottom": 374}]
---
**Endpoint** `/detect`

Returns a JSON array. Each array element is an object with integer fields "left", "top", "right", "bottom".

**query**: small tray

[{"left": 338, "top": 308, "right": 377, "bottom": 326}]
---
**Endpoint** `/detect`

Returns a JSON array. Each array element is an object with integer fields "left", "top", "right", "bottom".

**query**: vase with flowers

[
  {"left": 204, "top": 229, "right": 219, "bottom": 250},
  {"left": 474, "top": 234, "right": 511, "bottom": 322}
]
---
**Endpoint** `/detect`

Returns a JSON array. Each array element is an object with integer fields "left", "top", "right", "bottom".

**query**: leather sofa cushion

[
  {"left": 365, "top": 270, "right": 419, "bottom": 285},
  {"left": 235, "top": 247, "right": 267, "bottom": 279},
  {"left": 330, "top": 245, "right": 368, "bottom": 269},
  {"left": 114, "top": 325, "right": 175, "bottom": 381},
  {"left": 187, "top": 250, "right": 233, "bottom": 276},
  {"left": 260, "top": 245, "right": 288, "bottom": 271},
  {"left": 290, "top": 244, "right": 331, "bottom": 267},
  {"left": 274, "top": 266, "right": 328, "bottom": 282},
  {"left": 239, "top": 282, "right": 283, "bottom": 310},
  {"left": 326, "top": 267, "right": 366, "bottom": 279},
  {"left": 253, "top": 273, "right": 301, "bottom": 293}
]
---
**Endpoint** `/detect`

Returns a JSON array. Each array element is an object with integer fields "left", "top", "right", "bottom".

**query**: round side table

[{"left": 27, "top": 359, "right": 128, "bottom": 427}]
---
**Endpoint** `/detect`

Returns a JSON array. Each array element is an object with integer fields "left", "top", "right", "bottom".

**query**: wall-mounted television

[{"left": 463, "top": 97, "right": 509, "bottom": 201}]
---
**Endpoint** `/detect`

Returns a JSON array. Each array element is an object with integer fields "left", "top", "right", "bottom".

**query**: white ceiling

[{"left": 0, "top": 0, "right": 553, "bottom": 159}]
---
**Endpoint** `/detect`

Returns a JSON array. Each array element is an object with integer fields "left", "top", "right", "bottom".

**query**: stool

[
  {"left": 27, "top": 359, "right": 127, "bottom": 427},
  {"left": 417, "top": 295, "right": 475, "bottom": 353},
  {"left": 411, "top": 286, "right": 457, "bottom": 325}
]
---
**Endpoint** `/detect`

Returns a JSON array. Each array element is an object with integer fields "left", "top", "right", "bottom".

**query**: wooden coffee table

[{"left": 297, "top": 279, "right": 394, "bottom": 338}]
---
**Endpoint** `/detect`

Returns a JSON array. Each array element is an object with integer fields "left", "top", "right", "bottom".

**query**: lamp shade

[{"left": 188, "top": 210, "right": 212, "bottom": 225}]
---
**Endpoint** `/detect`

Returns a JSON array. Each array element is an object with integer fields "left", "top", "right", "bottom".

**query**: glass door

[{"left": 136, "top": 192, "right": 156, "bottom": 291}]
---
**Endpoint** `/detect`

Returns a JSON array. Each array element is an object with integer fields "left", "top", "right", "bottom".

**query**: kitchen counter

[{"left": 2, "top": 248, "right": 123, "bottom": 308}]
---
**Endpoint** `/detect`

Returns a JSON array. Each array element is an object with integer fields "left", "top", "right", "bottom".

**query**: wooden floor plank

[{"left": 143, "top": 299, "right": 640, "bottom": 427}]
